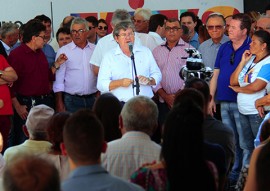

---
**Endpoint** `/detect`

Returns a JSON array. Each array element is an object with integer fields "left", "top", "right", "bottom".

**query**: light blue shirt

[
  {"left": 189, "top": 32, "right": 199, "bottom": 49},
  {"left": 97, "top": 44, "right": 162, "bottom": 102},
  {"left": 62, "top": 165, "right": 144, "bottom": 191},
  {"left": 53, "top": 41, "right": 97, "bottom": 95},
  {"left": 198, "top": 35, "right": 230, "bottom": 69},
  {"left": 42, "top": 43, "right": 56, "bottom": 68}
]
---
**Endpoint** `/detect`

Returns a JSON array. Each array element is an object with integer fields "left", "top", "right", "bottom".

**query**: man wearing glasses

[
  {"left": 85, "top": 16, "right": 99, "bottom": 45},
  {"left": 209, "top": 13, "right": 252, "bottom": 187},
  {"left": 152, "top": 18, "right": 190, "bottom": 125},
  {"left": 133, "top": 8, "right": 151, "bottom": 33},
  {"left": 53, "top": 17, "right": 97, "bottom": 113}
]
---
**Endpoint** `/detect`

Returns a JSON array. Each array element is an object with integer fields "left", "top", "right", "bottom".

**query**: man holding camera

[{"left": 152, "top": 18, "right": 190, "bottom": 125}]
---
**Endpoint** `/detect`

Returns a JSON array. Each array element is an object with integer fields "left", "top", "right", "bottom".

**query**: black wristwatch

[{"left": 52, "top": 63, "right": 60, "bottom": 70}]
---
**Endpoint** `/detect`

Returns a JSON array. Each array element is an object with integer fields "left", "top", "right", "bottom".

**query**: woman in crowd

[
  {"left": 97, "top": 19, "right": 108, "bottom": 38},
  {"left": 230, "top": 30, "right": 270, "bottom": 167},
  {"left": 93, "top": 93, "right": 122, "bottom": 142}
]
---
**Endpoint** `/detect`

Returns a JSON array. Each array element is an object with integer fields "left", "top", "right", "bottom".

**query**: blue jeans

[
  {"left": 239, "top": 113, "right": 263, "bottom": 166},
  {"left": 220, "top": 102, "right": 243, "bottom": 182},
  {"left": 64, "top": 93, "right": 96, "bottom": 113}
]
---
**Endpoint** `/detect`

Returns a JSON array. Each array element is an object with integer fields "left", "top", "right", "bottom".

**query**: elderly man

[
  {"left": 4, "top": 105, "right": 54, "bottom": 164},
  {"left": 0, "top": 23, "right": 19, "bottom": 58},
  {"left": 152, "top": 18, "right": 190, "bottom": 124},
  {"left": 133, "top": 8, "right": 152, "bottom": 33},
  {"left": 61, "top": 109, "right": 143, "bottom": 191},
  {"left": 209, "top": 13, "right": 251, "bottom": 186},
  {"left": 53, "top": 17, "right": 96, "bottom": 113},
  {"left": 102, "top": 96, "right": 161, "bottom": 180},
  {"left": 97, "top": 21, "right": 161, "bottom": 103}
]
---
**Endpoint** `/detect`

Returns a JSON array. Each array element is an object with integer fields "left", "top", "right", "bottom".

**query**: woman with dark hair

[
  {"left": 97, "top": 19, "right": 108, "bottom": 38},
  {"left": 45, "top": 112, "right": 71, "bottom": 180},
  {"left": 93, "top": 93, "right": 122, "bottom": 142},
  {"left": 230, "top": 30, "right": 270, "bottom": 167}
]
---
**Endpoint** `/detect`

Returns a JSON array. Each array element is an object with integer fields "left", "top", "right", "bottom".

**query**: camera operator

[{"left": 152, "top": 18, "right": 190, "bottom": 125}]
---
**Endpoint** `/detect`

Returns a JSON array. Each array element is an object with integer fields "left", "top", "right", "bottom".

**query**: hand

[
  {"left": 141, "top": 160, "right": 157, "bottom": 168},
  {"left": 56, "top": 101, "right": 66, "bottom": 113},
  {"left": 121, "top": 78, "right": 133, "bottom": 87},
  {"left": 0, "top": 132, "right": 3, "bottom": 153},
  {"left": 0, "top": 99, "right": 3, "bottom": 109},
  {"left": 257, "top": 106, "right": 265, "bottom": 118},
  {"left": 138, "top": 75, "right": 150, "bottom": 85},
  {"left": 55, "top": 53, "right": 68, "bottom": 67},
  {"left": 241, "top": 50, "right": 252, "bottom": 63},
  {"left": 209, "top": 99, "right": 216, "bottom": 116},
  {"left": 164, "top": 94, "right": 175, "bottom": 109},
  {"left": 14, "top": 104, "right": 28, "bottom": 120}
]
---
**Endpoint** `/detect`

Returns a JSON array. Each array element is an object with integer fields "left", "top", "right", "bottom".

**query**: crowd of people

[{"left": 1, "top": 4, "right": 270, "bottom": 191}]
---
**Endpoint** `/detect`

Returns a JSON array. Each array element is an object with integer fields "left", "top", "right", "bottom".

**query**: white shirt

[
  {"left": 53, "top": 41, "right": 97, "bottom": 95},
  {"left": 148, "top": 31, "right": 165, "bottom": 48},
  {"left": 136, "top": 32, "right": 158, "bottom": 51},
  {"left": 97, "top": 43, "right": 162, "bottom": 102},
  {"left": 102, "top": 131, "right": 161, "bottom": 180}
]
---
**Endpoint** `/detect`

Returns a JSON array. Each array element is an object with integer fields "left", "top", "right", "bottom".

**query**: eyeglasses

[
  {"left": 98, "top": 26, "right": 108, "bottom": 30},
  {"left": 71, "top": 29, "right": 86, "bottom": 35},
  {"left": 165, "top": 27, "right": 181, "bottom": 32},
  {"left": 206, "top": 25, "right": 225, "bottom": 30},
  {"left": 230, "top": 52, "right": 235, "bottom": 65},
  {"left": 37, "top": 35, "right": 46, "bottom": 41},
  {"left": 88, "top": 26, "right": 96, "bottom": 30},
  {"left": 132, "top": 19, "right": 147, "bottom": 24},
  {"left": 117, "top": 32, "right": 135, "bottom": 38}
]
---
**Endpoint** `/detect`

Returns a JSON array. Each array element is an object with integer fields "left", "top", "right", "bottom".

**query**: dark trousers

[{"left": 8, "top": 94, "right": 54, "bottom": 147}]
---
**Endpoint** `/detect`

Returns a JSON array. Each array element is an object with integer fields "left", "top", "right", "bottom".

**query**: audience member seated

[
  {"left": 61, "top": 109, "right": 144, "bottom": 191},
  {"left": 45, "top": 112, "right": 71, "bottom": 181},
  {"left": 131, "top": 96, "right": 218, "bottom": 191},
  {"left": 4, "top": 105, "right": 54, "bottom": 164},
  {"left": 93, "top": 93, "right": 122, "bottom": 142},
  {"left": 102, "top": 96, "right": 161, "bottom": 180},
  {"left": 3, "top": 154, "right": 61, "bottom": 191}
]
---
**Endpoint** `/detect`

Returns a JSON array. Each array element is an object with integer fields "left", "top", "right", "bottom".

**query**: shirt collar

[
  {"left": 69, "top": 165, "right": 107, "bottom": 178},
  {"left": 70, "top": 41, "right": 92, "bottom": 50}
]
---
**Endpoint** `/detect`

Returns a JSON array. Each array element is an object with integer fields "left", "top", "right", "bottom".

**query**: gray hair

[
  {"left": 70, "top": 17, "right": 89, "bottom": 31},
  {"left": 121, "top": 96, "right": 158, "bottom": 136},
  {"left": 206, "top": 12, "right": 226, "bottom": 26},
  {"left": 113, "top": 21, "right": 135, "bottom": 37},
  {"left": 111, "top": 9, "right": 131, "bottom": 27},
  {"left": 0, "top": 23, "right": 19, "bottom": 39},
  {"left": 134, "top": 8, "right": 152, "bottom": 20}
]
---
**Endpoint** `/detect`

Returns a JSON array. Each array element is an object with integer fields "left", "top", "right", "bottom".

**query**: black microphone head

[{"left": 128, "top": 42, "right": 133, "bottom": 54}]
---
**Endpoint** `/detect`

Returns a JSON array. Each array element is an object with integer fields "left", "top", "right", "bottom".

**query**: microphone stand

[{"left": 131, "top": 53, "right": 140, "bottom": 95}]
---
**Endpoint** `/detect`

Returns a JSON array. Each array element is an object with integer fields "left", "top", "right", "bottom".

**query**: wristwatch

[
  {"left": 52, "top": 63, "right": 60, "bottom": 70},
  {"left": 147, "top": 77, "right": 154, "bottom": 85},
  {"left": 0, "top": 70, "right": 3, "bottom": 78}
]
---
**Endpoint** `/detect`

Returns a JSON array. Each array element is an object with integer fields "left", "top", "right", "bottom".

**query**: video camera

[{"left": 179, "top": 48, "right": 213, "bottom": 82}]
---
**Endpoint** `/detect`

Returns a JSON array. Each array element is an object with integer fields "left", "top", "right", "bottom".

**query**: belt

[
  {"left": 17, "top": 94, "right": 51, "bottom": 100},
  {"left": 65, "top": 92, "right": 96, "bottom": 98}
]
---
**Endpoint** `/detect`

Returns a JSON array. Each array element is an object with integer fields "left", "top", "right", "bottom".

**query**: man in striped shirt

[{"left": 152, "top": 18, "right": 191, "bottom": 124}]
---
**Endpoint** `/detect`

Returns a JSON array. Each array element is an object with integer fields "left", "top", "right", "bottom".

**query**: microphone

[{"left": 128, "top": 42, "right": 134, "bottom": 56}]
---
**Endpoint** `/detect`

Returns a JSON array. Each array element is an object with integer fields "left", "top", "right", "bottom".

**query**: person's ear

[
  {"left": 101, "top": 141, "right": 107, "bottom": 153},
  {"left": 60, "top": 142, "right": 68, "bottom": 156}
]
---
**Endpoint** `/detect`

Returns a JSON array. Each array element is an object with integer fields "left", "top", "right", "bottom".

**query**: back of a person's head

[
  {"left": 148, "top": 13, "right": 168, "bottom": 32},
  {"left": 25, "top": 104, "right": 54, "bottom": 140},
  {"left": 93, "top": 93, "right": 122, "bottom": 142},
  {"left": 162, "top": 101, "right": 216, "bottom": 191},
  {"left": 47, "top": 112, "right": 71, "bottom": 153},
  {"left": 120, "top": 96, "right": 158, "bottom": 136},
  {"left": 184, "top": 77, "right": 210, "bottom": 107},
  {"left": 111, "top": 9, "right": 131, "bottom": 27},
  {"left": 3, "top": 154, "right": 60, "bottom": 191},
  {"left": 256, "top": 139, "right": 270, "bottom": 190},
  {"left": 63, "top": 109, "right": 104, "bottom": 165}
]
